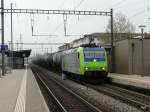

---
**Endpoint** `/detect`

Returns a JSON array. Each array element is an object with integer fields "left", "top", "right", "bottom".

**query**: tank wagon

[{"left": 33, "top": 47, "right": 108, "bottom": 80}]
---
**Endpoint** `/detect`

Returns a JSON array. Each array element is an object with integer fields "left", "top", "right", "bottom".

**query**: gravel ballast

[{"left": 43, "top": 70, "right": 143, "bottom": 112}]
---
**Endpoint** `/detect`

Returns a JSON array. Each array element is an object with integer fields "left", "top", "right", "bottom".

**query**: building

[
  {"left": 58, "top": 32, "right": 150, "bottom": 76},
  {"left": 58, "top": 43, "right": 71, "bottom": 51},
  {"left": 5, "top": 49, "right": 31, "bottom": 69},
  {"left": 114, "top": 38, "right": 150, "bottom": 76},
  {"left": 59, "top": 32, "right": 150, "bottom": 51}
]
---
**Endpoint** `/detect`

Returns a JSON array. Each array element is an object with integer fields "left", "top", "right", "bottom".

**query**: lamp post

[
  {"left": 1, "top": 0, "right": 5, "bottom": 77},
  {"left": 11, "top": 3, "right": 14, "bottom": 71},
  {"left": 138, "top": 25, "right": 146, "bottom": 76}
]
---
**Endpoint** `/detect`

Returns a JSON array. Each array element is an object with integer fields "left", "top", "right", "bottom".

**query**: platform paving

[
  {"left": 0, "top": 69, "right": 24, "bottom": 112},
  {"left": 25, "top": 68, "right": 49, "bottom": 112},
  {"left": 108, "top": 73, "right": 150, "bottom": 90},
  {"left": 0, "top": 67, "right": 49, "bottom": 112}
]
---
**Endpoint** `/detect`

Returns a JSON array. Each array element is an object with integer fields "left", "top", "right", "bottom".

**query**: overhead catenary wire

[
  {"left": 30, "top": 0, "right": 67, "bottom": 37},
  {"left": 9, "top": 1, "right": 23, "bottom": 52},
  {"left": 29, "top": 13, "right": 58, "bottom": 37},
  {"left": 109, "top": 0, "right": 150, "bottom": 19},
  {"left": 129, "top": 0, "right": 150, "bottom": 19},
  {"left": 49, "top": 0, "right": 69, "bottom": 34},
  {"left": 73, "top": 0, "right": 85, "bottom": 10},
  {"left": 129, "top": 9, "right": 149, "bottom": 19},
  {"left": 52, "top": 0, "right": 86, "bottom": 35},
  {"left": 111, "top": 0, "right": 127, "bottom": 8},
  {"left": 113, "top": 0, "right": 147, "bottom": 8},
  {"left": 111, "top": 0, "right": 148, "bottom": 13},
  {"left": 146, "top": 0, "right": 150, "bottom": 10},
  {"left": 40, "top": 0, "right": 67, "bottom": 53},
  {"left": 46, "top": 0, "right": 67, "bottom": 21},
  {"left": 30, "top": 2, "right": 63, "bottom": 37}
]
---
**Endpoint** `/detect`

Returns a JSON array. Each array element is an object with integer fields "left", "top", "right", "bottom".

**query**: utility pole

[
  {"left": 1, "top": 0, "right": 5, "bottom": 76},
  {"left": 110, "top": 8, "right": 114, "bottom": 73},
  {"left": 11, "top": 3, "right": 13, "bottom": 71},
  {"left": 20, "top": 33, "right": 22, "bottom": 50},
  {"left": 138, "top": 25, "right": 146, "bottom": 76}
]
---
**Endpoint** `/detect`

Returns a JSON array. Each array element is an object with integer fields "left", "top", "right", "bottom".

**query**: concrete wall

[
  {"left": 143, "top": 39, "right": 150, "bottom": 76},
  {"left": 114, "top": 40, "right": 129, "bottom": 74},
  {"left": 115, "top": 38, "right": 150, "bottom": 76},
  {"left": 128, "top": 39, "right": 142, "bottom": 75},
  {"left": 128, "top": 39, "right": 150, "bottom": 76}
]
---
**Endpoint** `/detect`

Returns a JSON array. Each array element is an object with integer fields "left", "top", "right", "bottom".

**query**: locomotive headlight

[
  {"left": 102, "top": 67, "right": 105, "bottom": 70},
  {"left": 93, "top": 59, "right": 97, "bottom": 62},
  {"left": 85, "top": 67, "right": 88, "bottom": 70}
]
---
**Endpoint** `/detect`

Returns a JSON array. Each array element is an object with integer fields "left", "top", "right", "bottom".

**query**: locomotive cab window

[
  {"left": 84, "top": 48, "right": 105, "bottom": 62},
  {"left": 84, "top": 51, "right": 105, "bottom": 58}
]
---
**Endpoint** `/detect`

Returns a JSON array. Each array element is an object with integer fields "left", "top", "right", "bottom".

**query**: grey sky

[{"left": 2, "top": 0, "right": 150, "bottom": 55}]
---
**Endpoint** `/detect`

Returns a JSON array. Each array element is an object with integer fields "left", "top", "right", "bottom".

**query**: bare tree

[{"left": 106, "top": 13, "right": 136, "bottom": 40}]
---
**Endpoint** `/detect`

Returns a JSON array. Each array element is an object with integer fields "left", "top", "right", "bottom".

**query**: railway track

[
  {"left": 87, "top": 84, "right": 150, "bottom": 112},
  {"left": 60, "top": 71, "right": 150, "bottom": 111},
  {"left": 31, "top": 65, "right": 150, "bottom": 112},
  {"left": 31, "top": 65, "right": 102, "bottom": 112}
]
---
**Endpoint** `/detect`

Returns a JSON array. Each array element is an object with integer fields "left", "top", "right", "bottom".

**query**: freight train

[{"left": 32, "top": 47, "right": 108, "bottom": 81}]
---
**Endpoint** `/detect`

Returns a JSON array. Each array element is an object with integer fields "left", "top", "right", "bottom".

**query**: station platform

[
  {"left": 0, "top": 66, "right": 49, "bottom": 112},
  {"left": 108, "top": 73, "right": 150, "bottom": 90}
]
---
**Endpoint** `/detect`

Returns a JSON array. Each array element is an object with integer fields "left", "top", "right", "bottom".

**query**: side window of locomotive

[{"left": 77, "top": 52, "right": 79, "bottom": 59}]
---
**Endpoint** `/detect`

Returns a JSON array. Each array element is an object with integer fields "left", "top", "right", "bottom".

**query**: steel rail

[
  {"left": 31, "top": 67, "right": 68, "bottom": 112},
  {"left": 87, "top": 84, "right": 150, "bottom": 112},
  {"left": 104, "top": 84, "right": 150, "bottom": 103},
  {"left": 34, "top": 65, "right": 102, "bottom": 112},
  {"left": 47, "top": 73, "right": 102, "bottom": 112},
  {"left": 31, "top": 65, "right": 150, "bottom": 111}
]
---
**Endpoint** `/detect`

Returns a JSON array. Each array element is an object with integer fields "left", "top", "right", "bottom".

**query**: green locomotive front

[
  {"left": 79, "top": 47, "right": 108, "bottom": 78},
  {"left": 62, "top": 47, "right": 108, "bottom": 79}
]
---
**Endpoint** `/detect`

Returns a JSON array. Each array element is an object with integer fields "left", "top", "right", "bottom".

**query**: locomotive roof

[
  {"left": 84, "top": 47, "right": 105, "bottom": 51},
  {"left": 62, "top": 47, "right": 105, "bottom": 54}
]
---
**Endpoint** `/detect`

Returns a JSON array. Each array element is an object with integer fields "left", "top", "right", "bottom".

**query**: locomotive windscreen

[{"left": 84, "top": 48, "right": 105, "bottom": 62}]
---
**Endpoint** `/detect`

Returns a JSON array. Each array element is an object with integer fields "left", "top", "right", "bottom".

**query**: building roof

[
  {"left": 4, "top": 49, "right": 31, "bottom": 58},
  {"left": 58, "top": 32, "right": 150, "bottom": 51}
]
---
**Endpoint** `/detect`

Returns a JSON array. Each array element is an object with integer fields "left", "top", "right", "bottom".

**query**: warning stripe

[{"left": 14, "top": 66, "right": 27, "bottom": 112}]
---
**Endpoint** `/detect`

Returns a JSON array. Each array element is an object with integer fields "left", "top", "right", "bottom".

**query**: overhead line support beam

[
  {"left": 1, "top": 8, "right": 114, "bottom": 75},
  {"left": 12, "top": 43, "right": 68, "bottom": 45},
  {"left": 2, "top": 9, "right": 111, "bottom": 16}
]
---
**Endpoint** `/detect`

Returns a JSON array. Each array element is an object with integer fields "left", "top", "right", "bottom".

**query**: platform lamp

[{"left": 138, "top": 25, "right": 146, "bottom": 77}]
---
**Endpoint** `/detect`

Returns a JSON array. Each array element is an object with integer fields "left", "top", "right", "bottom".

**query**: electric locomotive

[
  {"left": 62, "top": 47, "right": 108, "bottom": 80},
  {"left": 32, "top": 47, "right": 108, "bottom": 81}
]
